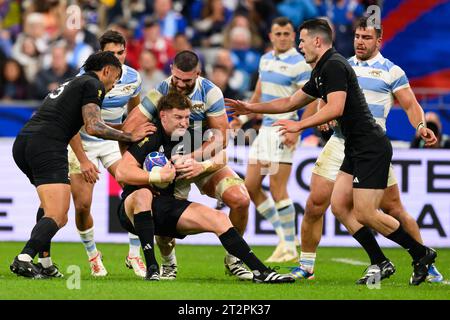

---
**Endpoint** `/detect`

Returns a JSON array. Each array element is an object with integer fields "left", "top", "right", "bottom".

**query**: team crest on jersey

[
  {"left": 279, "top": 65, "right": 288, "bottom": 72},
  {"left": 122, "top": 85, "right": 135, "bottom": 94},
  {"left": 192, "top": 103, "right": 204, "bottom": 111},
  {"left": 369, "top": 70, "right": 382, "bottom": 77},
  {"left": 138, "top": 137, "right": 149, "bottom": 147}
]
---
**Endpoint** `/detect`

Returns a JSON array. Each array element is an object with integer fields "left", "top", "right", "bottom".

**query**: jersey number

[{"left": 49, "top": 81, "right": 71, "bottom": 99}]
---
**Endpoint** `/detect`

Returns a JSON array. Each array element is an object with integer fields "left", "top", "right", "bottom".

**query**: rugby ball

[{"left": 143, "top": 152, "right": 170, "bottom": 188}]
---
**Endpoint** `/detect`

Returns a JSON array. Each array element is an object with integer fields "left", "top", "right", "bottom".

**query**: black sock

[
  {"left": 353, "top": 226, "right": 387, "bottom": 265},
  {"left": 219, "top": 227, "right": 268, "bottom": 273},
  {"left": 134, "top": 211, "right": 158, "bottom": 269},
  {"left": 386, "top": 225, "right": 426, "bottom": 260},
  {"left": 21, "top": 217, "right": 59, "bottom": 259},
  {"left": 36, "top": 208, "right": 51, "bottom": 259}
]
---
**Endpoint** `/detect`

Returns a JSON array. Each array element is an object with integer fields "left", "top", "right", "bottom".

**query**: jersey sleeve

[
  {"left": 138, "top": 81, "right": 168, "bottom": 120},
  {"left": 301, "top": 79, "right": 319, "bottom": 98},
  {"left": 205, "top": 85, "right": 226, "bottom": 117},
  {"left": 321, "top": 60, "right": 348, "bottom": 95},
  {"left": 82, "top": 78, "right": 105, "bottom": 106},
  {"left": 389, "top": 65, "right": 410, "bottom": 93},
  {"left": 131, "top": 72, "right": 142, "bottom": 98}
]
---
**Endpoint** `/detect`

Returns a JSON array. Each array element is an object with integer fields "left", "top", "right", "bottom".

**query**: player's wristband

[
  {"left": 416, "top": 122, "right": 425, "bottom": 132},
  {"left": 238, "top": 115, "right": 250, "bottom": 124},
  {"left": 201, "top": 160, "right": 214, "bottom": 172},
  {"left": 148, "top": 171, "right": 162, "bottom": 184}
]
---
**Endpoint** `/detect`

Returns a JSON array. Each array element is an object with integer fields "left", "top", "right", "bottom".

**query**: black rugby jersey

[
  {"left": 20, "top": 72, "right": 105, "bottom": 144},
  {"left": 302, "top": 48, "right": 384, "bottom": 143}
]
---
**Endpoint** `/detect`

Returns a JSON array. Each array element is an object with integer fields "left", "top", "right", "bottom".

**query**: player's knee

[
  {"left": 226, "top": 190, "right": 250, "bottom": 211},
  {"left": 306, "top": 195, "right": 328, "bottom": 220},
  {"left": 74, "top": 200, "right": 91, "bottom": 216},
  {"left": 52, "top": 214, "right": 68, "bottom": 228},
  {"left": 131, "top": 188, "right": 153, "bottom": 211}
]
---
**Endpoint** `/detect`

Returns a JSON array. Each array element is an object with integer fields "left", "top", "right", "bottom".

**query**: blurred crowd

[
  {"left": 0, "top": 0, "right": 377, "bottom": 101},
  {"left": 1, "top": 0, "right": 447, "bottom": 148}
]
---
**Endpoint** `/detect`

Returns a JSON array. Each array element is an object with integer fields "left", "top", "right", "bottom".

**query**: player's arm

[
  {"left": 69, "top": 133, "right": 100, "bottom": 183},
  {"left": 127, "top": 95, "right": 141, "bottom": 115},
  {"left": 395, "top": 87, "right": 437, "bottom": 146},
  {"left": 115, "top": 151, "right": 175, "bottom": 186},
  {"left": 225, "top": 87, "right": 315, "bottom": 116},
  {"left": 275, "top": 92, "right": 346, "bottom": 134},
  {"left": 174, "top": 149, "right": 228, "bottom": 180},
  {"left": 82, "top": 103, "right": 154, "bottom": 142}
]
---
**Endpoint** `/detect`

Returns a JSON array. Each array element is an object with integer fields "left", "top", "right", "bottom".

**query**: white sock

[
  {"left": 18, "top": 254, "right": 32, "bottom": 262},
  {"left": 38, "top": 257, "right": 53, "bottom": 268},
  {"left": 257, "top": 197, "right": 284, "bottom": 242},
  {"left": 161, "top": 249, "right": 177, "bottom": 265},
  {"left": 78, "top": 227, "right": 98, "bottom": 259},
  {"left": 300, "top": 252, "right": 316, "bottom": 273},
  {"left": 276, "top": 199, "right": 296, "bottom": 252},
  {"left": 128, "top": 233, "right": 141, "bottom": 257}
]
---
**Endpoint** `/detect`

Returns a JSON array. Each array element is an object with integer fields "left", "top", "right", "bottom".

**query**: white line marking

[
  {"left": 441, "top": 280, "right": 450, "bottom": 285},
  {"left": 332, "top": 258, "right": 368, "bottom": 266}
]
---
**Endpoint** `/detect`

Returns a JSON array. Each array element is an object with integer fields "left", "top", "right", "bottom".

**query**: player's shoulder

[
  {"left": 121, "top": 64, "right": 140, "bottom": 84},
  {"left": 198, "top": 76, "right": 220, "bottom": 95}
]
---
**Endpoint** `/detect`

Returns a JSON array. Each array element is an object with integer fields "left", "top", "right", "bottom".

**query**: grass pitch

[{"left": 0, "top": 242, "right": 449, "bottom": 300}]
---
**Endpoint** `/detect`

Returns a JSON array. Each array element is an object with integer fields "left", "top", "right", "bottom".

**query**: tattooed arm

[{"left": 82, "top": 103, "right": 154, "bottom": 142}]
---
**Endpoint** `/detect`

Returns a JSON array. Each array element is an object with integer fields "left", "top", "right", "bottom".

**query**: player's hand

[
  {"left": 159, "top": 162, "right": 176, "bottom": 183},
  {"left": 80, "top": 160, "right": 100, "bottom": 184},
  {"left": 273, "top": 119, "right": 303, "bottom": 135},
  {"left": 224, "top": 98, "right": 252, "bottom": 117},
  {"left": 282, "top": 131, "right": 300, "bottom": 149},
  {"left": 130, "top": 122, "right": 157, "bottom": 142},
  {"left": 174, "top": 157, "right": 204, "bottom": 180},
  {"left": 419, "top": 127, "right": 438, "bottom": 147}
]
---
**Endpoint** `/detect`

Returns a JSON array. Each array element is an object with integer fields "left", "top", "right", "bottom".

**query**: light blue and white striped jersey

[
  {"left": 258, "top": 48, "right": 311, "bottom": 126},
  {"left": 139, "top": 76, "right": 225, "bottom": 131},
  {"left": 79, "top": 64, "right": 142, "bottom": 142}
]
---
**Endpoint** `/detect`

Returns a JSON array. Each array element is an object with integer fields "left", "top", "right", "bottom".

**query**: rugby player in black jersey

[
  {"left": 115, "top": 92, "right": 295, "bottom": 283},
  {"left": 10, "top": 51, "right": 154, "bottom": 279},
  {"left": 226, "top": 19, "right": 437, "bottom": 286}
]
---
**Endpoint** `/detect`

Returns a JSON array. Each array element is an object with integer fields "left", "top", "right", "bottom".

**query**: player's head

[
  {"left": 269, "top": 17, "right": 296, "bottom": 54},
  {"left": 158, "top": 92, "right": 192, "bottom": 137},
  {"left": 83, "top": 51, "right": 122, "bottom": 92},
  {"left": 99, "top": 30, "right": 127, "bottom": 65},
  {"left": 298, "top": 19, "right": 333, "bottom": 64},
  {"left": 354, "top": 17, "right": 383, "bottom": 61},
  {"left": 170, "top": 50, "right": 200, "bottom": 95}
]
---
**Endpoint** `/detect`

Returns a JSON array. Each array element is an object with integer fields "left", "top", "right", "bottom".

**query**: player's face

[
  {"left": 298, "top": 29, "right": 318, "bottom": 64},
  {"left": 270, "top": 23, "right": 295, "bottom": 54},
  {"left": 161, "top": 108, "right": 190, "bottom": 137},
  {"left": 354, "top": 27, "right": 381, "bottom": 61},
  {"left": 102, "top": 65, "right": 121, "bottom": 92},
  {"left": 170, "top": 66, "right": 199, "bottom": 95},
  {"left": 103, "top": 42, "right": 126, "bottom": 65}
]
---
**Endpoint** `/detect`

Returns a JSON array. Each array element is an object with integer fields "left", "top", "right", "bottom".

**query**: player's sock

[
  {"left": 38, "top": 257, "right": 53, "bottom": 268},
  {"left": 36, "top": 207, "right": 52, "bottom": 259},
  {"left": 219, "top": 227, "right": 268, "bottom": 272},
  {"left": 353, "top": 226, "right": 387, "bottom": 265},
  {"left": 386, "top": 225, "right": 426, "bottom": 260},
  {"left": 276, "top": 199, "right": 296, "bottom": 251},
  {"left": 134, "top": 211, "right": 158, "bottom": 268},
  {"left": 256, "top": 197, "right": 284, "bottom": 242},
  {"left": 161, "top": 249, "right": 177, "bottom": 265},
  {"left": 78, "top": 227, "right": 98, "bottom": 259},
  {"left": 128, "top": 233, "right": 141, "bottom": 258},
  {"left": 299, "top": 252, "right": 316, "bottom": 273},
  {"left": 21, "top": 217, "right": 59, "bottom": 259}
]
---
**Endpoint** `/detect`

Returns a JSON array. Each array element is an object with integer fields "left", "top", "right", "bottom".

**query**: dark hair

[
  {"left": 158, "top": 92, "right": 193, "bottom": 112},
  {"left": 356, "top": 17, "right": 383, "bottom": 38},
  {"left": 83, "top": 51, "right": 122, "bottom": 73},
  {"left": 173, "top": 50, "right": 199, "bottom": 72},
  {"left": 271, "top": 17, "right": 294, "bottom": 30},
  {"left": 99, "top": 30, "right": 126, "bottom": 50},
  {"left": 299, "top": 19, "right": 333, "bottom": 44}
]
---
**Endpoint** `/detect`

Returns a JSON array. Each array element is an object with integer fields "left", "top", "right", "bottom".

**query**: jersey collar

[
  {"left": 273, "top": 47, "right": 298, "bottom": 60},
  {"left": 315, "top": 47, "right": 337, "bottom": 71},
  {"left": 352, "top": 52, "right": 385, "bottom": 67}
]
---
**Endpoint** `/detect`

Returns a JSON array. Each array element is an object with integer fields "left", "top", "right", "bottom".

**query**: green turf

[{"left": 0, "top": 242, "right": 449, "bottom": 300}]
